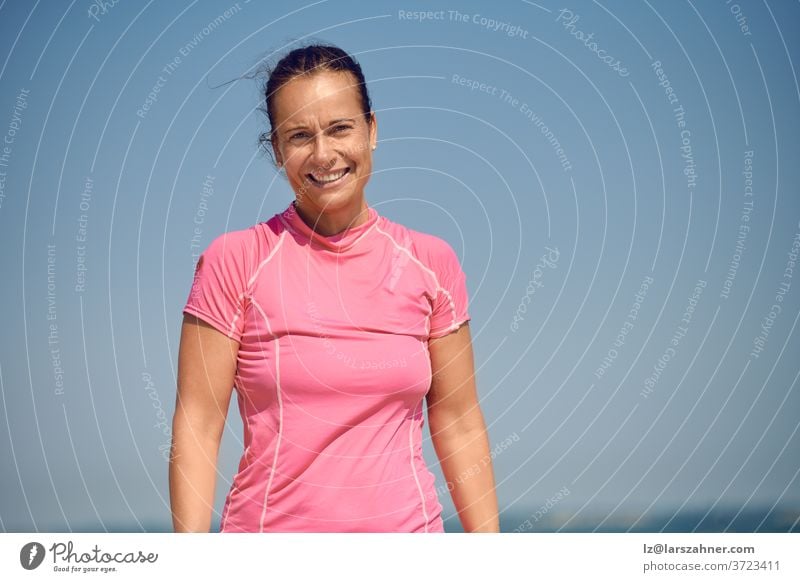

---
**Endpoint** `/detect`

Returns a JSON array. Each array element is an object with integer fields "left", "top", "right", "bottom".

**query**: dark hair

[{"left": 256, "top": 43, "right": 373, "bottom": 166}]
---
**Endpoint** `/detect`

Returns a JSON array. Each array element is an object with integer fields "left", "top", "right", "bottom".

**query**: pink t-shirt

[{"left": 183, "top": 201, "right": 471, "bottom": 532}]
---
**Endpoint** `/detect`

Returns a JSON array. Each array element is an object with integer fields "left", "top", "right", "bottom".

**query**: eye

[
  {"left": 332, "top": 124, "right": 352, "bottom": 133},
  {"left": 290, "top": 131, "right": 309, "bottom": 140}
]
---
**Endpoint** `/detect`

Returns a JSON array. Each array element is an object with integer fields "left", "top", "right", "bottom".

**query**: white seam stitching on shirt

[
  {"left": 407, "top": 399, "right": 430, "bottom": 532},
  {"left": 431, "top": 288, "right": 458, "bottom": 336},
  {"left": 183, "top": 306, "right": 239, "bottom": 342},
  {"left": 248, "top": 230, "right": 287, "bottom": 289},
  {"left": 251, "top": 298, "right": 284, "bottom": 533},
  {"left": 228, "top": 231, "right": 287, "bottom": 339},
  {"left": 280, "top": 208, "right": 379, "bottom": 251},
  {"left": 277, "top": 211, "right": 294, "bottom": 234},
  {"left": 375, "top": 225, "right": 437, "bottom": 280},
  {"left": 375, "top": 225, "right": 458, "bottom": 337}
]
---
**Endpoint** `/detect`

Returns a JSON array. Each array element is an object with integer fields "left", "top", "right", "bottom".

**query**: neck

[{"left": 293, "top": 198, "right": 369, "bottom": 236}]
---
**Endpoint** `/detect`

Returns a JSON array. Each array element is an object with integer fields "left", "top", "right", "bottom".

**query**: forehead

[{"left": 273, "top": 71, "right": 362, "bottom": 126}]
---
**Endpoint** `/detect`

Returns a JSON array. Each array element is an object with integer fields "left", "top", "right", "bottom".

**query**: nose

[{"left": 309, "top": 131, "right": 337, "bottom": 169}]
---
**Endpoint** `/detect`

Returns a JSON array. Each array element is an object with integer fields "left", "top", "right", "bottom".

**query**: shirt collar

[{"left": 279, "top": 200, "right": 380, "bottom": 253}]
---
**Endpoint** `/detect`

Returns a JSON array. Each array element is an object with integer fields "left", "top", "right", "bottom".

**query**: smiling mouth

[{"left": 306, "top": 167, "right": 351, "bottom": 187}]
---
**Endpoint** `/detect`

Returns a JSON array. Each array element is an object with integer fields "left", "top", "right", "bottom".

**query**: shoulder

[
  {"left": 201, "top": 226, "right": 256, "bottom": 262},
  {"left": 195, "top": 222, "right": 277, "bottom": 281},
  {"left": 202, "top": 211, "right": 288, "bottom": 260},
  {"left": 207, "top": 225, "right": 256, "bottom": 249},
  {"left": 376, "top": 215, "right": 463, "bottom": 275}
]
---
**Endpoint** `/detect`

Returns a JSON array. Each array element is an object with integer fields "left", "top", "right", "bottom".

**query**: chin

[{"left": 318, "top": 192, "right": 361, "bottom": 213}]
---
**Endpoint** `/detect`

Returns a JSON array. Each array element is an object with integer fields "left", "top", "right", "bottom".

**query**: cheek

[
  {"left": 360, "top": 157, "right": 372, "bottom": 175},
  {"left": 283, "top": 150, "right": 307, "bottom": 175},
  {"left": 351, "top": 144, "right": 372, "bottom": 171},
  {"left": 285, "top": 160, "right": 310, "bottom": 187}
]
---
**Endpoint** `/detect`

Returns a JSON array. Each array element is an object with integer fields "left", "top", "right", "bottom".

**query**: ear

[{"left": 368, "top": 111, "right": 377, "bottom": 150}]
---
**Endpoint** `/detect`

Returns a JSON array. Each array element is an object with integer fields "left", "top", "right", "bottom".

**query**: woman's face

[{"left": 271, "top": 70, "right": 377, "bottom": 216}]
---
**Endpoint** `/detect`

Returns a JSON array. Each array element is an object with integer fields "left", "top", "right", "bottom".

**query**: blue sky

[{"left": 0, "top": 0, "right": 798, "bottom": 532}]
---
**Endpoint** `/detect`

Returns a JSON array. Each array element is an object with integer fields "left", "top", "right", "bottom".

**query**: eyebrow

[{"left": 283, "top": 118, "right": 356, "bottom": 135}]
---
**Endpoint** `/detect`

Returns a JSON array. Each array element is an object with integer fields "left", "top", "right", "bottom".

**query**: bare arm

[
  {"left": 426, "top": 323, "right": 499, "bottom": 532},
  {"left": 169, "top": 314, "right": 239, "bottom": 532}
]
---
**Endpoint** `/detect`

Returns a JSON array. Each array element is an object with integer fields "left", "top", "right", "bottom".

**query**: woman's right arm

[{"left": 170, "top": 313, "right": 239, "bottom": 533}]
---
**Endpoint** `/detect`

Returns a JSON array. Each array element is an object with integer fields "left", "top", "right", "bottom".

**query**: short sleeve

[
  {"left": 183, "top": 230, "right": 253, "bottom": 343},
  {"left": 428, "top": 239, "right": 471, "bottom": 339}
]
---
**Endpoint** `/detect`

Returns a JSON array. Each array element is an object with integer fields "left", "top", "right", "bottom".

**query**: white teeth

[{"left": 310, "top": 168, "right": 348, "bottom": 183}]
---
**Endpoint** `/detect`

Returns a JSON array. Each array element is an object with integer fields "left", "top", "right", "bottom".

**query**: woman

[{"left": 169, "top": 44, "right": 499, "bottom": 533}]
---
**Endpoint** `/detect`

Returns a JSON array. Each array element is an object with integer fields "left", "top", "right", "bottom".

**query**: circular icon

[{"left": 20, "top": 542, "right": 46, "bottom": 570}]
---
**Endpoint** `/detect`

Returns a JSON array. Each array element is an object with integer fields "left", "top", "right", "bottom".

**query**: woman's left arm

[{"left": 426, "top": 322, "right": 500, "bottom": 532}]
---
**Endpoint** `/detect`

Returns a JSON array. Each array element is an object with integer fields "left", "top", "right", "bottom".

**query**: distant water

[{"left": 474, "top": 506, "right": 800, "bottom": 533}]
